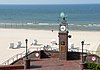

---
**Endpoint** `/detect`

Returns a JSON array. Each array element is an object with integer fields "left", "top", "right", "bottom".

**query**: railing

[
  {"left": 88, "top": 51, "right": 100, "bottom": 56},
  {"left": 2, "top": 46, "right": 59, "bottom": 65},
  {"left": 68, "top": 48, "right": 100, "bottom": 56},
  {"left": 2, "top": 46, "right": 100, "bottom": 65},
  {"left": 2, "top": 47, "right": 35, "bottom": 65},
  {"left": 68, "top": 48, "right": 89, "bottom": 53},
  {"left": 2, "top": 51, "right": 26, "bottom": 65}
]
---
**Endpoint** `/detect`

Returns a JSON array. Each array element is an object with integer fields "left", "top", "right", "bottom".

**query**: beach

[
  {"left": 0, "top": 28, "right": 100, "bottom": 64},
  {"left": 0, "top": 28, "right": 58, "bottom": 64}
]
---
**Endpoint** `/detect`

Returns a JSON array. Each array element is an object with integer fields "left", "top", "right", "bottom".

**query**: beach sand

[{"left": 0, "top": 28, "right": 100, "bottom": 64}]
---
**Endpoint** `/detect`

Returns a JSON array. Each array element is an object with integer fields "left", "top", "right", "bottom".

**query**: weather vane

[{"left": 60, "top": 12, "right": 67, "bottom": 23}]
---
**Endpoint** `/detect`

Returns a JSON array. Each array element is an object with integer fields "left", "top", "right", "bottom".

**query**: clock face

[{"left": 60, "top": 26, "right": 66, "bottom": 31}]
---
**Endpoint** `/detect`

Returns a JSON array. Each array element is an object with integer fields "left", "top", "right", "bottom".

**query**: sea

[{"left": 0, "top": 4, "right": 100, "bottom": 31}]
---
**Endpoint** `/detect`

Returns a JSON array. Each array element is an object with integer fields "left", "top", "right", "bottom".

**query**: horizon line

[{"left": 0, "top": 3, "right": 100, "bottom": 5}]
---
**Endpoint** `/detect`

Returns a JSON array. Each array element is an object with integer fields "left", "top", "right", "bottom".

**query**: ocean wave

[
  {"left": 38, "top": 23, "right": 59, "bottom": 25},
  {"left": 0, "top": 22, "right": 100, "bottom": 27},
  {"left": 0, "top": 22, "right": 100, "bottom": 31},
  {"left": 38, "top": 23, "right": 50, "bottom": 25},
  {"left": 74, "top": 24, "right": 100, "bottom": 27},
  {"left": 68, "top": 24, "right": 74, "bottom": 26}
]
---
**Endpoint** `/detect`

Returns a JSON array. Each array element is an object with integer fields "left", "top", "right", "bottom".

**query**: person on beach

[{"left": 52, "top": 30, "right": 53, "bottom": 32}]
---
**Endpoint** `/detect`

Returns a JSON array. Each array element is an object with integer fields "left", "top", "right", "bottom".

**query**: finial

[
  {"left": 60, "top": 12, "right": 65, "bottom": 18},
  {"left": 60, "top": 12, "right": 67, "bottom": 22}
]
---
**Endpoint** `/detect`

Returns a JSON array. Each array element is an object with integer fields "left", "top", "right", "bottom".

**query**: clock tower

[{"left": 59, "top": 12, "right": 70, "bottom": 60}]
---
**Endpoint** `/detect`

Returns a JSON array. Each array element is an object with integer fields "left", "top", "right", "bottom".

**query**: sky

[{"left": 0, "top": 0, "right": 100, "bottom": 4}]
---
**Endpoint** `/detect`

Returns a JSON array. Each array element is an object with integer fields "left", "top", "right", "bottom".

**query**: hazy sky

[{"left": 0, "top": 0, "right": 100, "bottom": 4}]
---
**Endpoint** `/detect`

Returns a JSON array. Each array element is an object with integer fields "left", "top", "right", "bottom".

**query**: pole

[
  {"left": 24, "top": 39, "right": 30, "bottom": 69},
  {"left": 81, "top": 41, "right": 84, "bottom": 63},
  {"left": 25, "top": 39, "right": 28, "bottom": 59}
]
